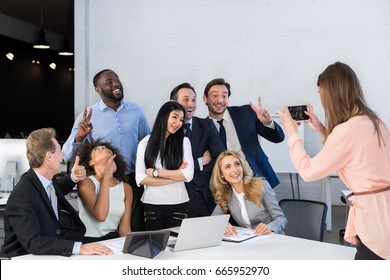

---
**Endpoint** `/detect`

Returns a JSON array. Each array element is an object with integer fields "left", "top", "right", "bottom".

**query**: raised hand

[
  {"left": 303, "top": 104, "right": 327, "bottom": 143},
  {"left": 75, "top": 107, "right": 93, "bottom": 142},
  {"left": 71, "top": 156, "right": 86, "bottom": 182},
  {"left": 276, "top": 107, "right": 298, "bottom": 137},
  {"left": 103, "top": 154, "right": 117, "bottom": 178},
  {"left": 249, "top": 96, "right": 272, "bottom": 126}
]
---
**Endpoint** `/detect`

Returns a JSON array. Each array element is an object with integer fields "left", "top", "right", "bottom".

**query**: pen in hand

[{"left": 224, "top": 224, "right": 237, "bottom": 236}]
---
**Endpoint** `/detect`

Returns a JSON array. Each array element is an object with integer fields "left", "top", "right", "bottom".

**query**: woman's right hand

[
  {"left": 103, "top": 154, "right": 117, "bottom": 178},
  {"left": 224, "top": 224, "right": 237, "bottom": 236}
]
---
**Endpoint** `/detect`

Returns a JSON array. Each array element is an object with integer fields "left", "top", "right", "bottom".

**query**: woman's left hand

[
  {"left": 254, "top": 223, "right": 273, "bottom": 235},
  {"left": 277, "top": 106, "right": 298, "bottom": 137}
]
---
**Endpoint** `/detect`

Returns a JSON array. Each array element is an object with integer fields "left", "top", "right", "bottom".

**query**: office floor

[{"left": 323, "top": 205, "right": 353, "bottom": 247}]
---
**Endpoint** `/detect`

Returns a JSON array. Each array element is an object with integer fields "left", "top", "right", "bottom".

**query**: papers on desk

[
  {"left": 222, "top": 227, "right": 263, "bottom": 243},
  {"left": 0, "top": 192, "right": 11, "bottom": 205},
  {"left": 102, "top": 237, "right": 126, "bottom": 254}
]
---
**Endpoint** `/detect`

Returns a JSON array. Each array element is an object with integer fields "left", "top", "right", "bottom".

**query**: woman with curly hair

[
  {"left": 75, "top": 138, "right": 133, "bottom": 243},
  {"left": 210, "top": 150, "right": 286, "bottom": 236}
]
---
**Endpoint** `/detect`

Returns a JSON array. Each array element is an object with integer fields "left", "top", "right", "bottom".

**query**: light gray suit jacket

[{"left": 212, "top": 181, "right": 287, "bottom": 234}]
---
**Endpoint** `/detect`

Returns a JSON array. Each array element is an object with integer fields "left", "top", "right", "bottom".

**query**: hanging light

[
  {"left": 58, "top": 37, "right": 74, "bottom": 56},
  {"left": 59, "top": 17, "right": 73, "bottom": 56},
  {"left": 33, "top": 4, "right": 50, "bottom": 49}
]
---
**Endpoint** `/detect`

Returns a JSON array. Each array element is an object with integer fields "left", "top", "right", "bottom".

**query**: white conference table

[{"left": 12, "top": 233, "right": 356, "bottom": 260}]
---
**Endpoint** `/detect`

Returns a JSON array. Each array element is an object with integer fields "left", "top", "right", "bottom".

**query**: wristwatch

[{"left": 152, "top": 168, "right": 159, "bottom": 178}]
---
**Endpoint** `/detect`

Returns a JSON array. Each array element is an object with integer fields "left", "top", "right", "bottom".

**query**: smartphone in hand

[{"left": 288, "top": 105, "right": 309, "bottom": 121}]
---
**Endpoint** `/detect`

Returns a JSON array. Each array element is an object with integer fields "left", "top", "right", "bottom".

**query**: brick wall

[{"left": 74, "top": 0, "right": 390, "bottom": 205}]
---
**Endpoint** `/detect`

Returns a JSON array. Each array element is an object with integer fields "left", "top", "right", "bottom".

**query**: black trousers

[
  {"left": 144, "top": 202, "right": 188, "bottom": 231},
  {"left": 355, "top": 236, "right": 384, "bottom": 260},
  {"left": 126, "top": 173, "right": 145, "bottom": 232}
]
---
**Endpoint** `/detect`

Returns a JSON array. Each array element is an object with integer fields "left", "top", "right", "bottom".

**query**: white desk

[{"left": 12, "top": 233, "right": 356, "bottom": 260}]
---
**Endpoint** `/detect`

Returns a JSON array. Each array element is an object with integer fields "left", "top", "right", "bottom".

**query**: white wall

[{"left": 75, "top": 0, "right": 390, "bottom": 204}]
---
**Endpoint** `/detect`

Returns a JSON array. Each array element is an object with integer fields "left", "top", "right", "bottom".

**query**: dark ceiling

[{"left": 0, "top": 0, "right": 74, "bottom": 37}]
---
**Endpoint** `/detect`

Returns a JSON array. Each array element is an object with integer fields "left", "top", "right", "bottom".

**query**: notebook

[
  {"left": 222, "top": 227, "right": 257, "bottom": 243},
  {"left": 168, "top": 214, "right": 230, "bottom": 252}
]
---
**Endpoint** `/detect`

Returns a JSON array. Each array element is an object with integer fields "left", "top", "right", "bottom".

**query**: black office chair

[{"left": 279, "top": 199, "right": 328, "bottom": 242}]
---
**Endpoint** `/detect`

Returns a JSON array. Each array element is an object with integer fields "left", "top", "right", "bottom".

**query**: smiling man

[
  {"left": 203, "top": 78, "right": 284, "bottom": 189},
  {"left": 62, "top": 69, "right": 150, "bottom": 232},
  {"left": 170, "top": 83, "right": 225, "bottom": 217}
]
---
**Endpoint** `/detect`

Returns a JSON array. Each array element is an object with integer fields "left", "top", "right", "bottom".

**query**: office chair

[{"left": 279, "top": 199, "right": 328, "bottom": 242}]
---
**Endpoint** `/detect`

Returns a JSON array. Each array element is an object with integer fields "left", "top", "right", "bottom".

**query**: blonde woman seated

[
  {"left": 76, "top": 139, "right": 133, "bottom": 243},
  {"left": 210, "top": 150, "right": 287, "bottom": 235}
]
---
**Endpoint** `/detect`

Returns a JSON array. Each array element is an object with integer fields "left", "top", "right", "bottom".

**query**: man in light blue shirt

[{"left": 63, "top": 69, "right": 150, "bottom": 231}]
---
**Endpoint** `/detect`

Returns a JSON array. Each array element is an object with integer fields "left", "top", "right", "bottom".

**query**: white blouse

[{"left": 135, "top": 135, "right": 194, "bottom": 205}]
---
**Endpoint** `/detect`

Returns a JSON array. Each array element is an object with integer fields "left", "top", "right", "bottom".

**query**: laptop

[{"left": 168, "top": 214, "right": 230, "bottom": 252}]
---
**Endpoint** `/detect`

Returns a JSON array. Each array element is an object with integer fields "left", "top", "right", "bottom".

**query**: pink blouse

[{"left": 288, "top": 115, "right": 390, "bottom": 259}]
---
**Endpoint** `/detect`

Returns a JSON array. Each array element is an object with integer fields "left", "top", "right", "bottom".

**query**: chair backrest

[{"left": 279, "top": 199, "right": 328, "bottom": 242}]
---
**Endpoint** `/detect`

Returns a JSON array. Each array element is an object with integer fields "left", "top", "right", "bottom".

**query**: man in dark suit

[
  {"left": 203, "top": 78, "right": 284, "bottom": 188},
  {"left": 0, "top": 128, "right": 112, "bottom": 258},
  {"left": 171, "top": 83, "right": 225, "bottom": 217}
]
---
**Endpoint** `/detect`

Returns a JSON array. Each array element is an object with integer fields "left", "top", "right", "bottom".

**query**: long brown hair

[
  {"left": 317, "top": 62, "right": 383, "bottom": 145},
  {"left": 210, "top": 150, "right": 265, "bottom": 212}
]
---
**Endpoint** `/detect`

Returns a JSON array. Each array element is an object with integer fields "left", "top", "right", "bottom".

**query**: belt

[{"left": 345, "top": 186, "right": 390, "bottom": 207}]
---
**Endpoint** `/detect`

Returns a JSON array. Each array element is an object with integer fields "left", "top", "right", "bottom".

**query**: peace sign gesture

[
  {"left": 75, "top": 107, "right": 93, "bottom": 142},
  {"left": 249, "top": 96, "right": 272, "bottom": 126}
]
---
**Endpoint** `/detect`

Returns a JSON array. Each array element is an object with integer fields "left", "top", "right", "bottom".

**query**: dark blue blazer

[
  {"left": 186, "top": 117, "right": 225, "bottom": 216},
  {"left": 227, "top": 105, "right": 285, "bottom": 188},
  {"left": 0, "top": 169, "right": 85, "bottom": 258}
]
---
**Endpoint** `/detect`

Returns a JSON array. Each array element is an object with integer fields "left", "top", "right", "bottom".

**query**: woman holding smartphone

[{"left": 278, "top": 61, "right": 390, "bottom": 260}]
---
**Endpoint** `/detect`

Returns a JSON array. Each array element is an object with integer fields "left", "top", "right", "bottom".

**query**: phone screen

[{"left": 288, "top": 105, "right": 309, "bottom": 121}]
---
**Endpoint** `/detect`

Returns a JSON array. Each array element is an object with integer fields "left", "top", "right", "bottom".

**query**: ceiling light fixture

[
  {"left": 33, "top": 4, "right": 50, "bottom": 49},
  {"left": 58, "top": 37, "right": 74, "bottom": 56},
  {"left": 59, "top": 18, "right": 73, "bottom": 56}
]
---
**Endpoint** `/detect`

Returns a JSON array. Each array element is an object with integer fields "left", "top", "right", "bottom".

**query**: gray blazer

[{"left": 212, "top": 181, "right": 287, "bottom": 234}]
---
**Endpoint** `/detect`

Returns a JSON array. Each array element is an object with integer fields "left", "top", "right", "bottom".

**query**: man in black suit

[
  {"left": 203, "top": 78, "right": 285, "bottom": 188},
  {"left": 171, "top": 83, "right": 225, "bottom": 217},
  {"left": 0, "top": 128, "right": 112, "bottom": 258}
]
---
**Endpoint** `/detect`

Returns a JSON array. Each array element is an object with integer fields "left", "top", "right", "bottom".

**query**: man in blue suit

[
  {"left": 203, "top": 78, "right": 284, "bottom": 188},
  {"left": 171, "top": 83, "right": 225, "bottom": 217}
]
